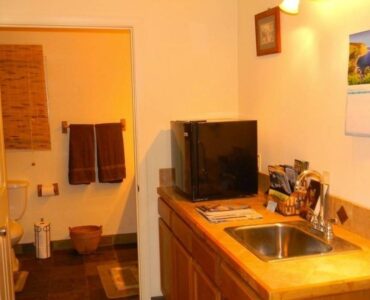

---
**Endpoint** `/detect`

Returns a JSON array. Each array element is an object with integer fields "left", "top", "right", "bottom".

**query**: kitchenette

[{"left": 157, "top": 186, "right": 370, "bottom": 300}]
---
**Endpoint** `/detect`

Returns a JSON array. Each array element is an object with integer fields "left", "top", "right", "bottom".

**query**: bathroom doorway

[{"left": 0, "top": 27, "right": 139, "bottom": 299}]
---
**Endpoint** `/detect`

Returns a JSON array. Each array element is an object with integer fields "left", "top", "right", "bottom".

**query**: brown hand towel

[
  {"left": 95, "top": 123, "right": 126, "bottom": 183},
  {"left": 68, "top": 124, "right": 96, "bottom": 184}
]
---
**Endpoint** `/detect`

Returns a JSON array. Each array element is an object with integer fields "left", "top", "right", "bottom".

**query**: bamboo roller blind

[{"left": 0, "top": 44, "right": 51, "bottom": 150}]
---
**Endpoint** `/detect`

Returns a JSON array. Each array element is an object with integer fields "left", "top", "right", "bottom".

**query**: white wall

[
  {"left": 238, "top": 0, "right": 370, "bottom": 209},
  {"left": 0, "top": 1, "right": 239, "bottom": 298},
  {"left": 0, "top": 29, "right": 136, "bottom": 243}
]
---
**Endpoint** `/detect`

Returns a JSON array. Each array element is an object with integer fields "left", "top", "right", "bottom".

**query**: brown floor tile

[
  {"left": 87, "top": 275, "right": 110, "bottom": 300},
  {"left": 123, "top": 296, "right": 140, "bottom": 300},
  {"left": 87, "top": 275, "right": 103, "bottom": 290},
  {"left": 88, "top": 288, "right": 109, "bottom": 300},
  {"left": 84, "top": 260, "right": 117, "bottom": 277},
  {"left": 16, "top": 293, "right": 48, "bottom": 300},
  {"left": 82, "top": 246, "right": 117, "bottom": 263},
  {"left": 20, "top": 257, "right": 53, "bottom": 272},
  {"left": 22, "top": 271, "right": 49, "bottom": 290},
  {"left": 49, "top": 264, "right": 86, "bottom": 279},
  {"left": 47, "top": 289, "right": 90, "bottom": 300},
  {"left": 48, "top": 277, "right": 88, "bottom": 294},
  {"left": 16, "top": 245, "right": 138, "bottom": 300},
  {"left": 114, "top": 244, "right": 138, "bottom": 262},
  {"left": 52, "top": 249, "right": 84, "bottom": 266}
]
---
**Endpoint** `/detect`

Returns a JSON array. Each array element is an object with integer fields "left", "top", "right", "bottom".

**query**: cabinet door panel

[
  {"left": 193, "top": 262, "right": 221, "bottom": 300},
  {"left": 172, "top": 237, "right": 193, "bottom": 300},
  {"left": 192, "top": 235, "right": 218, "bottom": 283},
  {"left": 172, "top": 212, "right": 192, "bottom": 253},
  {"left": 219, "top": 262, "right": 261, "bottom": 300},
  {"left": 159, "top": 219, "right": 173, "bottom": 299}
]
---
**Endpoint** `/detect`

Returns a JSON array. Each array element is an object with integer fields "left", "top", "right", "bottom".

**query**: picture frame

[{"left": 255, "top": 7, "right": 281, "bottom": 56}]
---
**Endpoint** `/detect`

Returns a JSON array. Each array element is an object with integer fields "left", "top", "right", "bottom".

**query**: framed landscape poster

[{"left": 255, "top": 7, "right": 281, "bottom": 56}]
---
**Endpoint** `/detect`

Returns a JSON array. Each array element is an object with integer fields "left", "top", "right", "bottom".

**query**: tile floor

[{"left": 16, "top": 244, "right": 139, "bottom": 300}]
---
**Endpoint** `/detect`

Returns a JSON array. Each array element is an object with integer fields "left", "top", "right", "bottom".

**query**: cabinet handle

[{"left": 0, "top": 226, "right": 7, "bottom": 236}]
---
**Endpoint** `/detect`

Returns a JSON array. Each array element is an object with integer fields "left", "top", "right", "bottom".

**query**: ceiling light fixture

[{"left": 279, "top": 0, "right": 301, "bottom": 14}]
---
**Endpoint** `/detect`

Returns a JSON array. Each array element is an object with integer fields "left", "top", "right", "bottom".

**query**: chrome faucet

[{"left": 295, "top": 170, "right": 334, "bottom": 240}]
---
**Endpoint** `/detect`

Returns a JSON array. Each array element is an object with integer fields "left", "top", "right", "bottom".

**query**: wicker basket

[
  {"left": 69, "top": 225, "right": 102, "bottom": 254},
  {"left": 276, "top": 190, "right": 307, "bottom": 216}
]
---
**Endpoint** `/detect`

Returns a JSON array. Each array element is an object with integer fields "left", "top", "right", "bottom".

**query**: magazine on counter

[
  {"left": 196, "top": 204, "right": 250, "bottom": 215},
  {"left": 196, "top": 204, "right": 263, "bottom": 223},
  {"left": 294, "top": 159, "right": 309, "bottom": 175},
  {"left": 268, "top": 165, "right": 292, "bottom": 195}
]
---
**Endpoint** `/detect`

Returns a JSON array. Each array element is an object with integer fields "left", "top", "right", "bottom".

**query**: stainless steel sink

[{"left": 225, "top": 221, "right": 360, "bottom": 261}]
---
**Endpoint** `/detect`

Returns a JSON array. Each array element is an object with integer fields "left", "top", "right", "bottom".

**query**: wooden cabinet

[
  {"left": 158, "top": 190, "right": 370, "bottom": 300},
  {"left": 158, "top": 198, "right": 193, "bottom": 300},
  {"left": 158, "top": 197, "right": 260, "bottom": 300}
]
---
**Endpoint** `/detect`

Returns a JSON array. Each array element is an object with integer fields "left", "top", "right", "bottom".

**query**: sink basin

[{"left": 225, "top": 221, "right": 360, "bottom": 261}]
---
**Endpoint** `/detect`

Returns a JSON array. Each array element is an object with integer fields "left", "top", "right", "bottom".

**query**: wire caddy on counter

[{"left": 267, "top": 160, "right": 326, "bottom": 217}]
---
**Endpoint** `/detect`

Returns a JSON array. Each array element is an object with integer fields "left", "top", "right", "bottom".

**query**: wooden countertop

[{"left": 158, "top": 187, "right": 370, "bottom": 300}]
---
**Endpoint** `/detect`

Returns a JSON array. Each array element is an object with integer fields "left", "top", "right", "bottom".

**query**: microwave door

[
  {"left": 197, "top": 141, "right": 208, "bottom": 184},
  {"left": 196, "top": 140, "right": 211, "bottom": 199},
  {"left": 196, "top": 124, "right": 221, "bottom": 199},
  {"left": 197, "top": 121, "right": 257, "bottom": 199}
]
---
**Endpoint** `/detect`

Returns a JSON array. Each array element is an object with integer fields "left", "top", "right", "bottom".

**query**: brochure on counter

[{"left": 196, "top": 204, "right": 263, "bottom": 223}]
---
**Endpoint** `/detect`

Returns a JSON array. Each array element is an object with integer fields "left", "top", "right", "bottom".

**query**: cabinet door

[
  {"left": 193, "top": 262, "right": 221, "bottom": 300},
  {"left": 192, "top": 235, "right": 218, "bottom": 283},
  {"left": 159, "top": 219, "right": 173, "bottom": 299},
  {"left": 172, "top": 237, "right": 193, "bottom": 300},
  {"left": 219, "top": 262, "right": 261, "bottom": 300}
]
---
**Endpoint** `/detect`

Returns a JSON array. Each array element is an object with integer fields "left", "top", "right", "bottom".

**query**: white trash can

[{"left": 34, "top": 218, "right": 51, "bottom": 259}]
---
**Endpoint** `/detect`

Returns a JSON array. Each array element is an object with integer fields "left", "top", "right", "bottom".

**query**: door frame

[
  {"left": 0, "top": 24, "right": 148, "bottom": 299},
  {"left": 0, "top": 90, "right": 14, "bottom": 300}
]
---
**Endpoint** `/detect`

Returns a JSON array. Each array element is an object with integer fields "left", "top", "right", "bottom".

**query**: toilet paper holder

[{"left": 37, "top": 183, "right": 59, "bottom": 197}]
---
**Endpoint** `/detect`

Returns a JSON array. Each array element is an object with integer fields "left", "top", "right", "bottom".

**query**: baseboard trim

[{"left": 15, "top": 232, "right": 137, "bottom": 255}]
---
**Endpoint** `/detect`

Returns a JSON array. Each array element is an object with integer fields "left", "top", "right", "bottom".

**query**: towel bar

[{"left": 62, "top": 119, "right": 126, "bottom": 133}]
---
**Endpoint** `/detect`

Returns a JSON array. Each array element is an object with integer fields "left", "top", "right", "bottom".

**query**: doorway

[{"left": 0, "top": 27, "right": 139, "bottom": 299}]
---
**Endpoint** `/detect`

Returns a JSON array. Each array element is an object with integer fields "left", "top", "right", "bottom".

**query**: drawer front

[
  {"left": 192, "top": 234, "right": 218, "bottom": 283},
  {"left": 172, "top": 212, "right": 192, "bottom": 253},
  {"left": 219, "top": 262, "right": 261, "bottom": 300},
  {"left": 158, "top": 197, "right": 171, "bottom": 226}
]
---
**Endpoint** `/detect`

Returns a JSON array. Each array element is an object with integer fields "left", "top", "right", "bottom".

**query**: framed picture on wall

[{"left": 255, "top": 7, "right": 281, "bottom": 56}]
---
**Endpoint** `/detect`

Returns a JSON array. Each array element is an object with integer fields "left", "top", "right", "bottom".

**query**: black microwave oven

[{"left": 170, "top": 120, "right": 258, "bottom": 201}]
